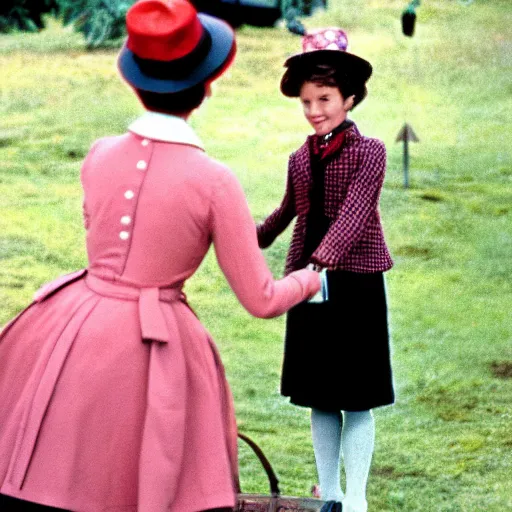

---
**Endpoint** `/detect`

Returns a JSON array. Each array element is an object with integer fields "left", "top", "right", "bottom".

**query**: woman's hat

[
  {"left": 118, "top": 0, "right": 236, "bottom": 93},
  {"left": 280, "top": 27, "right": 372, "bottom": 97}
]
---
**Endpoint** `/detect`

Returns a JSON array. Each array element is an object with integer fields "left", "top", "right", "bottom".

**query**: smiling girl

[{"left": 257, "top": 28, "right": 395, "bottom": 512}]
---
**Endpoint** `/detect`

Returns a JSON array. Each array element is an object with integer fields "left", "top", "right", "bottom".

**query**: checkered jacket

[{"left": 257, "top": 124, "right": 393, "bottom": 275}]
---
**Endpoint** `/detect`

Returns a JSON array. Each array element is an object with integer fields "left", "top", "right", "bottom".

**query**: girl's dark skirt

[{"left": 281, "top": 270, "right": 394, "bottom": 412}]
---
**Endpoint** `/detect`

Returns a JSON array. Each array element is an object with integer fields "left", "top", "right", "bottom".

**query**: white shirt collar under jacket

[{"left": 128, "top": 111, "right": 204, "bottom": 150}]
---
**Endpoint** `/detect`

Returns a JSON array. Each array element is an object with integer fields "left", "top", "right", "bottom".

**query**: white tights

[{"left": 311, "top": 409, "right": 375, "bottom": 512}]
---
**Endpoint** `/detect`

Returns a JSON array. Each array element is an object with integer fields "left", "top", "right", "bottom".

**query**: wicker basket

[{"left": 235, "top": 433, "right": 326, "bottom": 512}]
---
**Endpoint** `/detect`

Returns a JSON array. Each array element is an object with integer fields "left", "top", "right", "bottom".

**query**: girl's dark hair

[
  {"left": 134, "top": 84, "right": 206, "bottom": 116},
  {"left": 283, "top": 62, "right": 368, "bottom": 109}
]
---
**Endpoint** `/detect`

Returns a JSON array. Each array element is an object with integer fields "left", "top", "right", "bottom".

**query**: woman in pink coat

[{"left": 0, "top": 1, "right": 321, "bottom": 511}]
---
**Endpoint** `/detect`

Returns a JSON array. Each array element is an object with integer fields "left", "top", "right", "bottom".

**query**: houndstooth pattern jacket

[{"left": 257, "top": 124, "right": 393, "bottom": 275}]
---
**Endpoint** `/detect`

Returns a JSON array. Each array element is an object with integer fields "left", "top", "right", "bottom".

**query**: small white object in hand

[{"left": 308, "top": 267, "right": 329, "bottom": 303}]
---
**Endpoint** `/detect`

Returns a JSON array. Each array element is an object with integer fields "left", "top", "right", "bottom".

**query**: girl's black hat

[{"left": 280, "top": 27, "right": 372, "bottom": 97}]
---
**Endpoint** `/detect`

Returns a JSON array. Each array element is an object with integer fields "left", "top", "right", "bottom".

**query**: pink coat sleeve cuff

[{"left": 287, "top": 269, "right": 321, "bottom": 300}]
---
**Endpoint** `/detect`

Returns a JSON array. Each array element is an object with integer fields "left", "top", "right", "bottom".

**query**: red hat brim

[
  {"left": 118, "top": 13, "right": 235, "bottom": 93},
  {"left": 280, "top": 49, "right": 372, "bottom": 97}
]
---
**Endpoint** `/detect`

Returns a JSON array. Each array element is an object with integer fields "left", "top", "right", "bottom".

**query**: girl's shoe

[{"left": 320, "top": 501, "right": 342, "bottom": 512}]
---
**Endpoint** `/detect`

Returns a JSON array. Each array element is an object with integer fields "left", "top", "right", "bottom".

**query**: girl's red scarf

[{"left": 311, "top": 121, "right": 352, "bottom": 160}]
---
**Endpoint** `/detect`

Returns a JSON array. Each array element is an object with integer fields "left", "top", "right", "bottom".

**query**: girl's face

[{"left": 299, "top": 81, "right": 354, "bottom": 136}]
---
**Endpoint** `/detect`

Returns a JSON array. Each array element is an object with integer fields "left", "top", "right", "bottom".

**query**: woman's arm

[
  {"left": 256, "top": 164, "right": 296, "bottom": 249},
  {"left": 311, "top": 139, "right": 387, "bottom": 268},
  {"left": 211, "top": 170, "right": 320, "bottom": 319}
]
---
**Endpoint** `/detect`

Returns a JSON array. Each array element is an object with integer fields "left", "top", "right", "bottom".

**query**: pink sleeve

[{"left": 210, "top": 170, "right": 320, "bottom": 319}]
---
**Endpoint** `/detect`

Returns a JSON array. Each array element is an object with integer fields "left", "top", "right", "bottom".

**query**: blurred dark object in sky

[
  {"left": 401, "top": 9, "right": 416, "bottom": 37},
  {"left": 401, "top": 0, "right": 420, "bottom": 37},
  {"left": 192, "top": 0, "right": 326, "bottom": 29},
  {"left": 285, "top": 7, "right": 306, "bottom": 36},
  {"left": 193, "top": 0, "right": 281, "bottom": 28}
]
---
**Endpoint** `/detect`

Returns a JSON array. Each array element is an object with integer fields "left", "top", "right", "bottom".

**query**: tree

[
  {"left": 59, "top": 0, "right": 134, "bottom": 48},
  {"left": 0, "top": 0, "right": 58, "bottom": 33}
]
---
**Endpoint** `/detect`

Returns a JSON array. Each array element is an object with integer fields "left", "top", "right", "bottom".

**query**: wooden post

[{"left": 395, "top": 123, "right": 419, "bottom": 188}]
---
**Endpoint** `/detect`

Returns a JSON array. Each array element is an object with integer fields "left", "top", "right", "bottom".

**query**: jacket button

[
  {"left": 120, "top": 216, "right": 131, "bottom": 225},
  {"left": 124, "top": 190, "right": 135, "bottom": 200},
  {"left": 119, "top": 231, "right": 130, "bottom": 240},
  {"left": 136, "top": 160, "right": 147, "bottom": 171}
]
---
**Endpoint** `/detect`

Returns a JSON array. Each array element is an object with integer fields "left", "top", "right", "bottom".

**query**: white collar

[{"left": 128, "top": 111, "right": 204, "bottom": 150}]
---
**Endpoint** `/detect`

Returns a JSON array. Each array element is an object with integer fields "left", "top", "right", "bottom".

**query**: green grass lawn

[{"left": 1, "top": 1, "right": 511, "bottom": 510}]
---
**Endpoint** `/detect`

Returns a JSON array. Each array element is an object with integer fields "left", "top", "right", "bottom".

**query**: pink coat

[{"left": 0, "top": 113, "right": 320, "bottom": 512}]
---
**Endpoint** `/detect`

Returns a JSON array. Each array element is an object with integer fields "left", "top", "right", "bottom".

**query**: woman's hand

[{"left": 306, "top": 265, "right": 329, "bottom": 303}]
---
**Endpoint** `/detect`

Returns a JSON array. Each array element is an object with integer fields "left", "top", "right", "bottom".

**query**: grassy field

[{"left": 1, "top": 1, "right": 511, "bottom": 510}]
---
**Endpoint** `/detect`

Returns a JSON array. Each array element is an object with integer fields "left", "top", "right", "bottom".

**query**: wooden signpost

[{"left": 395, "top": 123, "right": 419, "bottom": 189}]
